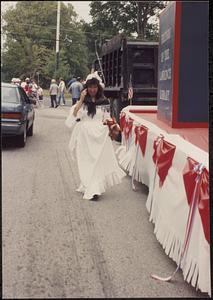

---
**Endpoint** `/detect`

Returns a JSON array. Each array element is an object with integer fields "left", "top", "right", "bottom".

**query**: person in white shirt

[
  {"left": 21, "top": 77, "right": 30, "bottom": 89},
  {"left": 58, "top": 77, "right": 66, "bottom": 106},
  {"left": 49, "top": 79, "right": 59, "bottom": 108},
  {"left": 37, "top": 86, "right": 43, "bottom": 100},
  {"left": 37, "top": 86, "right": 44, "bottom": 107}
]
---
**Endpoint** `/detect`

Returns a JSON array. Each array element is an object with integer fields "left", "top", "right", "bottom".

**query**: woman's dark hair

[{"left": 83, "top": 77, "right": 106, "bottom": 118}]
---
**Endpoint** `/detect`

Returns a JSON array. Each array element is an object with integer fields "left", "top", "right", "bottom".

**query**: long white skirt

[{"left": 68, "top": 118, "right": 126, "bottom": 199}]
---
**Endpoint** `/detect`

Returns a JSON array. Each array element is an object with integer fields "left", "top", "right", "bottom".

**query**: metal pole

[
  {"left": 56, "top": 1, "right": 61, "bottom": 71},
  {"left": 95, "top": 40, "right": 106, "bottom": 84}
]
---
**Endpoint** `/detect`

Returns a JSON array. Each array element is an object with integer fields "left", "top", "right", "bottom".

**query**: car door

[{"left": 18, "top": 87, "right": 34, "bottom": 129}]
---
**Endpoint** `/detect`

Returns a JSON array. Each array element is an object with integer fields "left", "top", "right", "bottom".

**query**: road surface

[{"left": 2, "top": 100, "right": 207, "bottom": 298}]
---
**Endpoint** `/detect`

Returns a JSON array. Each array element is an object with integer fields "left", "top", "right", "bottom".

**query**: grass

[{"left": 43, "top": 89, "right": 71, "bottom": 99}]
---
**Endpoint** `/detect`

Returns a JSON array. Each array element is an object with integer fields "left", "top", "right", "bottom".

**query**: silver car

[{"left": 1, "top": 82, "right": 35, "bottom": 147}]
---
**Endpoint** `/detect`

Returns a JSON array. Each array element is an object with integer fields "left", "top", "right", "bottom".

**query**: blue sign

[{"left": 157, "top": 2, "right": 175, "bottom": 124}]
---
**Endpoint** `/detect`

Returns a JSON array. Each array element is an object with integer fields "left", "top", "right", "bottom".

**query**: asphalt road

[{"left": 2, "top": 99, "right": 207, "bottom": 298}]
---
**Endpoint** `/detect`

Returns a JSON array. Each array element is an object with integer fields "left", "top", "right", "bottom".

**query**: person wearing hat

[
  {"left": 68, "top": 76, "right": 83, "bottom": 106},
  {"left": 49, "top": 79, "right": 59, "bottom": 108},
  {"left": 65, "top": 73, "right": 125, "bottom": 201}
]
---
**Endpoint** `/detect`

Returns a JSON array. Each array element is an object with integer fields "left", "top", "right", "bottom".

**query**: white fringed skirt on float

[{"left": 65, "top": 104, "right": 126, "bottom": 200}]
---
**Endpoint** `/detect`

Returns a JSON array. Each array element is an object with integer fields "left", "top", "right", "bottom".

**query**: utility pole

[
  {"left": 56, "top": 1, "right": 61, "bottom": 72},
  {"left": 137, "top": 1, "right": 143, "bottom": 40}
]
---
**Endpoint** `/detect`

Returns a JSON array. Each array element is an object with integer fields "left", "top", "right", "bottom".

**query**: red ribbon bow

[
  {"left": 134, "top": 125, "right": 148, "bottom": 156},
  {"left": 152, "top": 136, "right": 176, "bottom": 187},
  {"left": 183, "top": 157, "right": 210, "bottom": 244}
]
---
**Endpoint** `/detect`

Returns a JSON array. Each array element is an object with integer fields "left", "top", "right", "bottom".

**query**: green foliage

[
  {"left": 89, "top": 1, "right": 166, "bottom": 39},
  {"left": 2, "top": 1, "right": 89, "bottom": 87},
  {"left": 82, "top": 1, "right": 166, "bottom": 70},
  {"left": 2, "top": 1, "right": 166, "bottom": 85}
]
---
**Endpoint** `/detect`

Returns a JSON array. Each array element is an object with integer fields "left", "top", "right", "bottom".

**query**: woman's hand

[
  {"left": 73, "top": 90, "right": 87, "bottom": 117},
  {"left": 73, "top": 89, "right": 87, "bottom": 117}
]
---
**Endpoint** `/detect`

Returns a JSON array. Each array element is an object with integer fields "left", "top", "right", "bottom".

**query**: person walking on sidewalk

[
  {"left": 49, "top": 79, "right": 59, "bottom": 108},
  {"left": 68, "top": 76, "right": 83, "bottom": 106},
  {"left": 58, "top": 77, "right": 66, "bottom": 106}
]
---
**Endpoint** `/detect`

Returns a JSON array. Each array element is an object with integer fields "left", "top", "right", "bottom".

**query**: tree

[
  {"left": 81, "top": 1, "right": 166, "bottom": 71},
  {"left": 2, "top": 1, "right": 89, "bottom": 86},
  {"left": 89, "top": 1, "right": 166, "bottom": 40}
]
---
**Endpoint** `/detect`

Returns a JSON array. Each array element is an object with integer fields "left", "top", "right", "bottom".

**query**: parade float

[{"left": 116, "top": 1, "right": 210, "bottom": 296}]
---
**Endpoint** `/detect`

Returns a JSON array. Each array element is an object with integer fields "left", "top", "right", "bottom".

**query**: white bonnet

[{"left": 86, "top": 71, "right": 105, "bottom": 88}]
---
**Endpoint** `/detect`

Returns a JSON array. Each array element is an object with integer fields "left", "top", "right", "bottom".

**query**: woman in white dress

[{"left": 65, "top": 75, "right": 126, "bottom": 201}]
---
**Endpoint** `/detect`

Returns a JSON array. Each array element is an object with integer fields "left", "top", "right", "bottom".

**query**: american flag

[{"left": 128, "top": 74, "right": 133, "bottom": 100}]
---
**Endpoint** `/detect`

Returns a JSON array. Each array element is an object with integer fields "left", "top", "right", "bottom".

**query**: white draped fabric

[
  {"left": 116, "top": 106, "right": 210, "bottom": 296},
  {"left": 65, "top": 104, "right": 126, "bottom": 200}
]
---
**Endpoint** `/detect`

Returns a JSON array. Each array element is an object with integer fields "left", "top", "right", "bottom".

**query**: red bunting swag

[
  {"left": 152, "top": 136, "right": 176, "bottom": 187},
  {"left": 183, "top": 157, "right": 210, "bottom": 244},
  {"left": 134, "top": 125, "right": 148, "bottom": 156},
  {"left": 120, "top": 113, "right": 126, "bottom": 132},
  {"left": 151, "top": 162, "right": 207, "bottom": 283},
  {"left": 123, "top": 118, "right": 133, "bottom": 142}
]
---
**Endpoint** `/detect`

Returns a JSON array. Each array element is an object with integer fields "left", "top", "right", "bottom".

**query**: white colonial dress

[{"left": 65, "top": 98, "right": 126, "bottom": 199}]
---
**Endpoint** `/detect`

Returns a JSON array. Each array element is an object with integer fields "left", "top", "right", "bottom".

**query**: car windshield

[{"left": 2, "top": 86, "right": 19, "bottom": 103}]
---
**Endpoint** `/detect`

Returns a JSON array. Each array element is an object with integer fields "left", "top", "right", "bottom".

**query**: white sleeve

[
  {"left": 65, "top": 105, "right": 77, "bottom": 129},
  {"left": 65, "top": 104, "right": 83, "bottom": 129}
]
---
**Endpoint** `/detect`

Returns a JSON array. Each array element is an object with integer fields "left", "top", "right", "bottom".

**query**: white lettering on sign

[
  {"left": 161, "top": 28, "right": 171, "bottom": 45},
  {"left": 159, "top": 68, "right": 171, "bottom": 81},
  {"left": 160, "top": 89, "right": 170, "bottom": 101},
  {"left": 164, "top": 48, "right": 170, "bottom": 61},
  {"left": 161, "top": 48, "right": 170, "bottom": 63},
  {"left": 161, "top": 52, "right": 164, "bottom": 63}
]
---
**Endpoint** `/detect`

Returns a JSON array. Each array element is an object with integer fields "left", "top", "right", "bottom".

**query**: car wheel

[
  {"left": 27, "top": 123, "right": 33, "bottom": 137},
  {"left": 17, "top": 125, "right": 27, "bottom": 147}
]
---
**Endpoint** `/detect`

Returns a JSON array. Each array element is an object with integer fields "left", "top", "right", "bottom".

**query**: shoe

[
  {"left": 90, "top": 194, "right": 99, "bottom": 201},
  {"left": 55, "top": 104, "right": 59, "bottom": 108}
]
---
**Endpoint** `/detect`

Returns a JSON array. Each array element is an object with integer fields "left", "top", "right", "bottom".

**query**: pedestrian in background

[
  {"left": 67, "top": 75, "right": 76, "bottom": 89},
  {"left": 11, "top": 78, "right": 21, "bottom": 86},
  {"left": 38, "top": 86, "right": 43, "bottom": 101},
  {"left": 37, "top": 86, "right": 44, "bottom": 107},
  {"left": 49, "top": 79, "right": 59, "bottom": 108},
  {"left": 23, "top": 78, "right": 31, "bottom": 96},
  {"left": 68, "top": 76, "right": 83, "bottom": 106},
  {"left": 30, "top": 79, "right": 39, "bottom": 107},
  {"left": 21, "top": 77, "right": 30, "bottom": 91},
  {"left": 16, "top": 78, "right": 21, "bottom": 86},
  {"left": 58, "top": 77, "right": 66, "bottom": 106}
]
